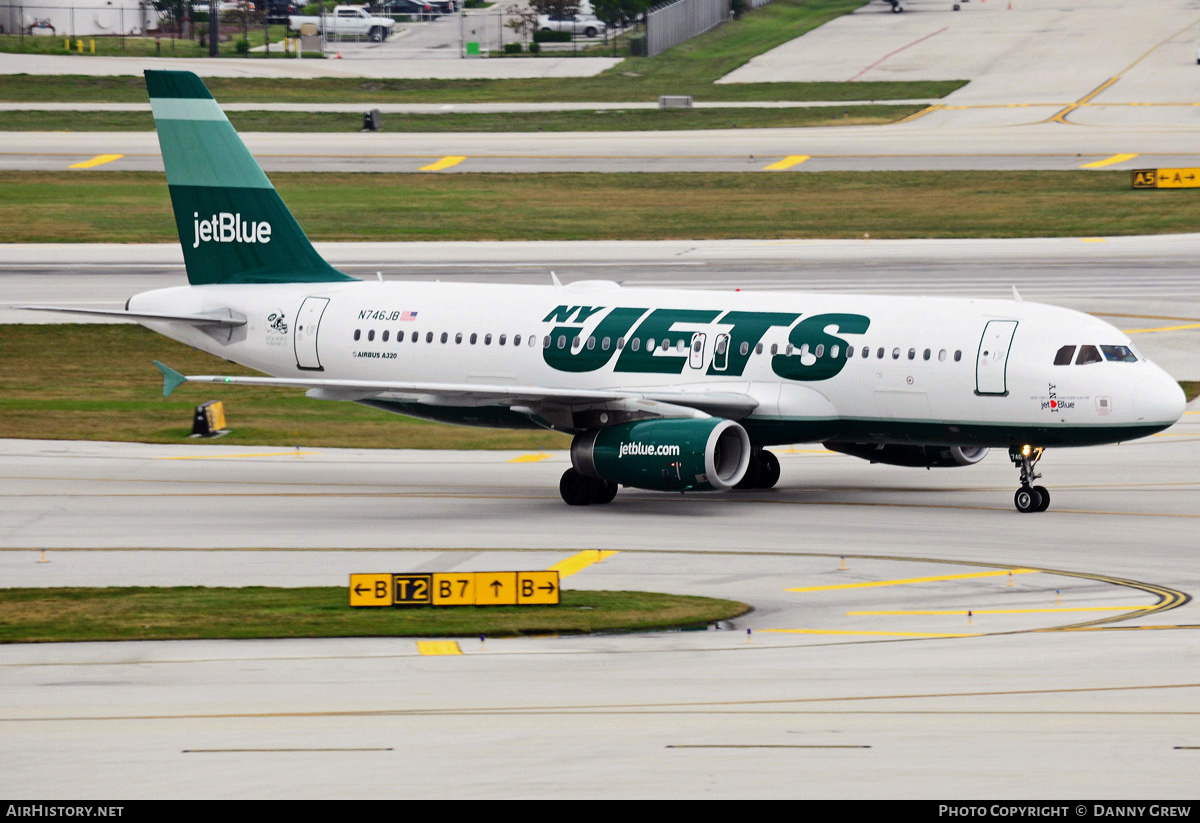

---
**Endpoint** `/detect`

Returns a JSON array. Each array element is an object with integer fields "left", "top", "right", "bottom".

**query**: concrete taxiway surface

[{"left": 1, "top": 419, "right": 1198, "bottom": 797}]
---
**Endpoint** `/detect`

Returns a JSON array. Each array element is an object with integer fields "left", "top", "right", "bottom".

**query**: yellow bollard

[
  {"left": 967, "top": 609, "right": 973, "bottom": 626},
  {"left": 839, "top": 555, "right": 846, "bottom": 570},
  {"left": 1055, "top": 589, "right": 1062, "bottom": 606},
  {"left": 76, "top": 39, "right": 83, "bottom": 54},
  {"left": 90, "top": 40, "right": 95, "bottom": 54},
  {"left": 64, "top": 38, "right": 70, "bottom": 51},
  {"left": 1007, "top": 571, "right": 1014, "bottom": 587},
  {"left": 38, "top": 548, "right": 49, "bottom": 564}
]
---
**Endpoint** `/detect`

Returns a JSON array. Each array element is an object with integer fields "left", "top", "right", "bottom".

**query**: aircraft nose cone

[{"left": 1133, "top": 374, "right": 1186, "bottom": 424}]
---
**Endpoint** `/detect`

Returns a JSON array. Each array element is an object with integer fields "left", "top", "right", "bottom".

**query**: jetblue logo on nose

[{"left": 192, "top": 212, "right": 272, "bottom": 249}]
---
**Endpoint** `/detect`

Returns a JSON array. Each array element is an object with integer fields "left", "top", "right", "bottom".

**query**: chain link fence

[{"left": 644, "top": 0, "right": 728, "bottom": 57}]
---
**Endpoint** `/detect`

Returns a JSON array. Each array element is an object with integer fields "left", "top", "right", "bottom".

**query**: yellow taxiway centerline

[
  {"left": 761, "top": 629, "right": 980, "bottom": 638},
  {"left": 846, "top": 606, "right": 1148, "bottom": 616},
  {"left": 68, "top": 154, "right": 125, "bottom": 169},
  {"left": 763, "top": 155, "right": 810, "bottom": 171},
  {"left": 550, "top": 549, "right": 619, "bottom": 579},
  {"left": 416, "top": 641, "right": 462, "bottom": 656},
  {"left": 419, "top": 156, "right": 467, "bottom": 171},
  {"left": 508, "top": 453, "right": 551, "bottom": 463},
  {"left": 1123, "top": 323, "right": 1200, "bottom": 334},
  {"left": 1080, "top": 153, "right": 1138, "bottom": 169},
  {"left": 786, "top": 568, "right": 1038, "bottom": 593}
]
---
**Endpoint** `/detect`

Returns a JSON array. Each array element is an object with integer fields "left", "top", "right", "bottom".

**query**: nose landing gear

[{"left": 1009, "top": 445, "right": 1050, "bottom": 513}]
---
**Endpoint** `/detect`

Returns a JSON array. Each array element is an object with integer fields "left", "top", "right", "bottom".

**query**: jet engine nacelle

[
  {"left": 572, "top": 418, "right": 751, "bottom": 492},
  {"left": 825, "top": 442, "right": 989, "bottom": 468}
]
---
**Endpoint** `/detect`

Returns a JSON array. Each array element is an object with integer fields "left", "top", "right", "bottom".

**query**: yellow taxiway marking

[
  {"left": 761, "top": 629, "right": 979, "bottom": 638},
  {"left": 786, "top": 569, "right": 1038, "bottom": 593},
  {"left": 419, "top": 155, "right": 466, "bottom": 171},
  {"left": 68, "top": 153, "right": 124, "bottom": 169},
  {"left": 508, "top": 453, "right": 551, "bottom": 463},
  {"left": 1124, "top": 323, "right": 1200, "bottom": 334},
  {"left": 763, "top": 155, "right": 810, "bottom": 171},
  {"left": 549, "top": 549, "right": 619, "bottom": 579},
  {"left": 1080, "top": 237, "right": 1107, "bottom": 242},
  {"left": 156, "top": 451, "right": 316, "bottom": 460},
  {"left": 416, "top": 641, "right": 461, "bottom": 656},
  {"left": 846, "top": 607, "right": 1147, "bottom": 616},
  {"left": 1080, "top": 153, "right": 1138, "bottom": 169}
]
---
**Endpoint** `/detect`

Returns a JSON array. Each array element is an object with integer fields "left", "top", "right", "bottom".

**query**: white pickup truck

[{"left": 287, "top": 5, "right": 396, "bottom": 41}]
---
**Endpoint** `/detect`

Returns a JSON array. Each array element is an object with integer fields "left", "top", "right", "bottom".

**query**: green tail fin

[{"left": 145, "top": 70, "right": 353, "bottom": 286}]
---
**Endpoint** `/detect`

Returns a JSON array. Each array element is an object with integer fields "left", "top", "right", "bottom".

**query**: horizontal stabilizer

[
  {"left": 20, "top": 306, "right": 246, "bottom": 327},
  {"left": 154, "top": 361, "right": 188, "bottom": 398}
]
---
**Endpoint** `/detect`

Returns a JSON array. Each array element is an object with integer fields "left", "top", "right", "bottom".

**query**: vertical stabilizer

[{"left": 145, "top": 70, "right": 353, "bottom": 286}]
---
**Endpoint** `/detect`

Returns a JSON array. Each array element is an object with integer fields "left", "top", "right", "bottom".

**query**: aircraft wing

[{"left": 153, "top": 362, "right": 758, "bottom": 421}]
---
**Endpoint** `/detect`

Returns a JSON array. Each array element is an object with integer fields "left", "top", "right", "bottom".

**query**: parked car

[
  {"left": 288, "top": 4, "right": 396, "bottom": 39},
  {"left": 537, "top": 13, "right": 606, "bottom": 38},
  {"left": 383, "top": 0, "right": 438, "bottom": 18}
]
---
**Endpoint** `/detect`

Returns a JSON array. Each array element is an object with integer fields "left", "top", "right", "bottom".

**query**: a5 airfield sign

[
  {"left": 1132, "top": 168, "right": 1200, "bottom": 189},
  {"left": 349, "top": 572, "right": 561, "bottom": 607}
]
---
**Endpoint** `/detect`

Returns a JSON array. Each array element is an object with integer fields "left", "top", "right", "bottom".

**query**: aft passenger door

[
  {"left": 294, "top": 296, "right": 330, "bottom": 372},
  {"left": 975, "top": 320, "right": 1018, "bottom": 396}
]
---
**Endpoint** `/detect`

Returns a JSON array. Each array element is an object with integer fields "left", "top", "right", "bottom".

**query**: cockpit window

[
  {"left": 1075, "top": 345, "right": 1102, "bottom": 365},
  {"left": 1053, "top": 345, "right": 1076, "bottom": 366},
  {"left": 1101, "top": 345, "right": 1139, "bottom": 363}
]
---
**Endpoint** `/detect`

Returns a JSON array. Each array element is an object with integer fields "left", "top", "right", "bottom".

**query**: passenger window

[
  {"left": 938, "top": 349, "right": 946, "bottom": 362},
  {"left": 876, "top": 347, "right": 884, "bottom": 359},
  {"left": 923, "top": 348, "right": 930, "bottom": 361},
  {"left": 354, "top": 329, "right": 361, "bottom": 341},
  {"left": 498, "top": 334, "right": 506, "bottom": 346},
  {"left": 382, "top": 330, "right": 389, "bottom": 342},
  {"left": 740, "top": 341, "right": 749, "bottom": 356},
  {"left": 367, "top": 330, "right": 375, "bottom": 342},
  {"left": 770, "top": 344, "right": 778, "bottom": 355},
  {"left": 602, "top": 337, "right": 611, "bottom": 351},
  {"left": 469, "top": 333, "right": 477, "bottom": 345},
  {"left": 907, "top": 348, "right": 915, "bottom": 360},
  {"left": 441, "top": 332, "right": 448, "bottom": 343},
  {"left": 616, "top": 337, "right": 625, "bottom": 350},
  {"left": 892, "top": 348, "right": 900, "bottom": 360},
  {"left": 632, "top": 338, "right": 641, "bottom": 352},
  {"left": 756, "top": 343, "right": 763, "bottom": 355},
  {"left": 954, "top": 350, "right": 962, "bottom": 362},
  {"left": 846, "top": 346, "right": 854, "bottom": 359},
  {"left": 786, "top": 344, "right": 794, "bottom": 356},
  {"left": 587, "top": 336, "right": 596, "bottom": 350},
  {"left": 485, "top": 334, "right": 492, "bottom": 345},
  {"left": 861, "top": 346, "right": 868, "bottom": 359},
  {"left": 557, "top": 335, "right": 567, "bottom": 349},
  {"left": 647, "top": 338, "right": 656, "bottom": 351},
  {"left": 1101, "top": 345, "right": 1138, "bottom": 363},
  {"left": 1076, "top": 345, "right": 1102, "bottom": 365},
  {"left": 572, "top": 336, "right": 581, "bottom": 350},
  {"left": 817, "top": 344, "right": 826, "bottom": 357},
  {"left": 455, "top": 333, "right": 463, "bottom": 344},
  {"left": 1054, "top": 345, "right": 1076, "bottom": 366}
]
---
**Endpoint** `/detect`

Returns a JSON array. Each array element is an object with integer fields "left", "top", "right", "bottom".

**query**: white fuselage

[{"left": 129, "top": 279, "right": 1185, "bottom": 447}]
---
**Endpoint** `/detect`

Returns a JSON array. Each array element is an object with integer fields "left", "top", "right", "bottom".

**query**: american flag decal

[{"left": 400, "top": 311, "right": 418, "bottom": 321}]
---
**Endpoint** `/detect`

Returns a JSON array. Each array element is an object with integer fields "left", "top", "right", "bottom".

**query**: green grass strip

[
  {"left": 0, "top": 105, "right": 923, "bottom": 133},
  {"left": 4, "top": 171, "right": 1200, "bottom": 244},
  {"left": 0, "top": 586, "right": 750, "bottom": 642},
  {"left": 0, "top": 1, "right": 966, "bottom": 104},
  {"left": 0, "top": 325, "right": 571, "bottom": 449}
]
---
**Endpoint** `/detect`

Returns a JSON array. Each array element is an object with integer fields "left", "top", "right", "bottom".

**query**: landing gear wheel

[
  {"left": 1014, "top": 485, "right": 1042, "bottom": 513},
  {"left": 592, "top": 480, "right": 619, "bottom": 505},
  {"left": 758, "top": 450, "right": 781, "bottom": 489},
  {"left": 1032, "top": 485, "right": 1050, "bottom": 512},
  {"left": 560, "top": 468, "right": 599, "bottom": 506}
]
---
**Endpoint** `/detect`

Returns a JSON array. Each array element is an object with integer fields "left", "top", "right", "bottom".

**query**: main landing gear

[
  {"left": 1009, "top": 445, "right": 1050, "bottom": 513},
  {"left": 559, "top": 469, "right": 618, "bottom": 506},
  {"left": 735, "top": 449, "right": 781, "bottom": 490}
]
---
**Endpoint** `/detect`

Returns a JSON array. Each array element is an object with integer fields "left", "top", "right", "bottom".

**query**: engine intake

[
  {"left": 572, "top": 418, "right": 751, "bottom": 492},
  {"left": 824, "top": 442, "right": 989, "bottom": 468}
]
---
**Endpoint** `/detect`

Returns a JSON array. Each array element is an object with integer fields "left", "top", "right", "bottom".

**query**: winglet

[{"left": 154, "top": 360, "right": 188, "bottom": 398}]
